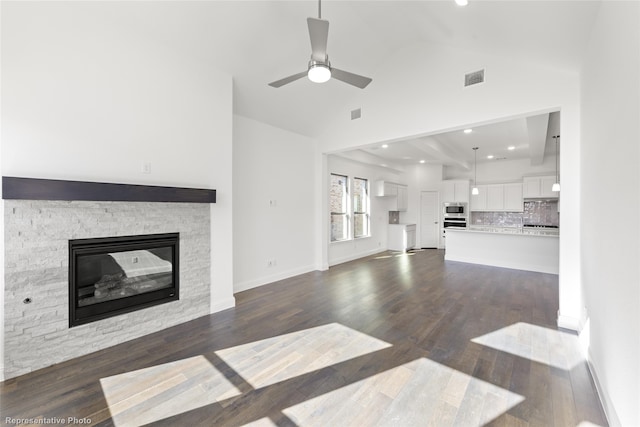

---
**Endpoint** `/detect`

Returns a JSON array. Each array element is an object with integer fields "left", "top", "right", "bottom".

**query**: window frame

[
  {"left": 329, "top": 173, "right": 350, "bottom": 242},
  {"left": 352, "top": 177, "right": 370, "bottom": 239}
]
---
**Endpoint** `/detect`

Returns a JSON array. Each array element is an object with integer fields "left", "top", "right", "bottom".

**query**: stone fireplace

[{"left": 2, "top": 177, "right": 216, "bottom": 379}]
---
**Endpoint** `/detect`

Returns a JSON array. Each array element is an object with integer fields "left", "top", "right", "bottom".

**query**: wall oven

[
  {"left": 443, "top": 217, "right": 467, "bottom": 229},
  {"left": 443, "top": 202, "right": 467, "bottom": 232}
]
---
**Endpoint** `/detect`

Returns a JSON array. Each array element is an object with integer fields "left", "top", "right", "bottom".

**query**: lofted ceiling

[{"left": 90, "top": 0, "right": 600, "bottom": 139}]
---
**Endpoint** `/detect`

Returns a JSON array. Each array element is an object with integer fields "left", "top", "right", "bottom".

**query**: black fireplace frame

[{"left": 69, "top": 233, "right": 179, "bottom": 327}]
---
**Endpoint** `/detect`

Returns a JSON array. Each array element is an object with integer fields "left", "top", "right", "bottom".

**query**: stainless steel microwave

[{"left": 443, "top": 202, "right": 467, "bottom": 217}]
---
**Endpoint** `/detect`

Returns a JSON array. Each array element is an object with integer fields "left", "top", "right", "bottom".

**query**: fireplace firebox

[{"left": 69, "top": 233, "right": 179, "bottom": 327}]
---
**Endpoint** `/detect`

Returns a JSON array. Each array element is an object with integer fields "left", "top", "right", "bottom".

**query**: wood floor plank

[{"left": 1, "top": 249, "right": 608, "bottom": 426}]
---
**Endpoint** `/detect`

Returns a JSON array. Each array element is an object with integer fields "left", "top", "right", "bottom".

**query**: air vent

[
  {"left": 464, "top": 69, "right": 485, "bottom": 87},
  {"left": 351, "top": 108, "right": 362, "bottom": 120}
]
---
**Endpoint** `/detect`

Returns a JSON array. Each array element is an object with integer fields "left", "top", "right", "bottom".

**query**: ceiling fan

[{"left": 268, "top": 0, "right": 372, "bottom": 89}]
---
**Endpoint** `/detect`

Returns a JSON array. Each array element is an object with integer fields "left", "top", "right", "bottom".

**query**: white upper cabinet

[
  {"left": 470, "top": 182, "right": 523, "bottom": 212},
  {"left": 540, "top": 176, "right": 559, "bottom": 198},
  {"left": 504, "top": 183, "right": 524, "bottom": 212},
  {"left": 376, "top": 180, "right": 408, "bottom": 211},
  {"left": 470, "top": 185, "right": 487, "bottom": 211},
  {"left": 442, "top": 180, "right": 469, "bottom": 203},
  {"left": 523, "top": 176, "right": 559, "bottom": 199},
  {"left": 376, "top": 180, "right": 398, "bottom": 197},
  {"left": 487, "top": 185, "right": 505, "bottom": 211}
]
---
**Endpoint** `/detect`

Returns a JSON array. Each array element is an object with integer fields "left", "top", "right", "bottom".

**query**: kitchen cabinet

[
  {"left": 470, "top": 185, "right": 487, "bottom": 211},
  {"left": 540, "top": 176, "right": 559, "bottom": 198},
  {"left": 487, "top": 185, "right": 505, "bottom": 211},
  {"left": 504, "top": 183, "right": 524, "bottom": 211},
  {"left": 376, "top": 181, "right": 408, "bottom": 211},
  {"left": 388, "top": 224, "right": 416, "bottom": 251},
  {"left": 470, "top": 182, "right": 523, "bottom": 212},
  {"left": 376, "top": 180, "right": 398, "bottom": 197},
  {"left": 442, "top": 180, "right": 470, "bottom": 203},
  {"left": 523, "top": 176, "right": 558, "bottom": 199}
]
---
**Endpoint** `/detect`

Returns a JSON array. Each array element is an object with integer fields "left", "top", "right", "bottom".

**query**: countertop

[{"left": 446, "top": 226, "right": 559, "bottom": 237}]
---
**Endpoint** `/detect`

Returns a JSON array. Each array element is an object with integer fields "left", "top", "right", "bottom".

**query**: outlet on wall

[
  {"left": 142, "top": 162, "right": 152, "bottom": 174},
  {"left": 267, "top": 259, "right": 277, "bottom": 267}
]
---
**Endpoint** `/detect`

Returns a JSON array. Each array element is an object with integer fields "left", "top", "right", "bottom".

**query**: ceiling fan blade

[
  {"left": 307, "top": 17, "right": 329, "bottom": 62},
  {"left": 268, "top": 71, "right": 308, "bottom": 88},
  {"left": 331, "top": 68, "right": 373, "bottom": 89}
]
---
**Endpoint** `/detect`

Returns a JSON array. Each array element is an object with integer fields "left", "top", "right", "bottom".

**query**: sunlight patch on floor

[
  {"left": 471, "top": 322, "right": 585, "bottom": 370},
  {"left": 241, "top": 418, "right": 278, "bottom": 426},
  {"left": 215, "top": 323, "right": 392, "bottom": 389},
  {"left": 282, "top": 357, "right": 524, "bottom": 426},
  {"left": 100, "top": 355, "right": 241, "bottom": 427}
]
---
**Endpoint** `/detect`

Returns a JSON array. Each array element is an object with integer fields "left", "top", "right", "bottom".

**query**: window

[
  {"left": 330, "top": 174, "right": 370, "bottom": 242},
  {"left": 330, "top": 174, "right": 349, "bottom": 242},
  {"left": 353, "top": 177, "right": 370, "bottom": 238}
]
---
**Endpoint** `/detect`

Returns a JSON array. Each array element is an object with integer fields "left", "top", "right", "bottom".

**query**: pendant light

[
  {"left": 552, "top": 135, "right": 560, "bottom": 192},
  {"left": 472, "top": 147, "right": 479, "bottom": 195}
]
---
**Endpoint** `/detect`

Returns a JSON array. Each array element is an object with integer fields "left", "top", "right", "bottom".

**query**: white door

[{"left": 420, "top": 191, "right": 439, "bottom": 248}]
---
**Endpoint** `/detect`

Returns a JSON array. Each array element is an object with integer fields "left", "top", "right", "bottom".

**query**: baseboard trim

[
  {"left": 210, "top": 296, "right": 236, "bottom": 314},
  {"left": 329, "top": 248, "right": 386, "bottom": 267},
  {"left": 586, "top": 349, "right": 621, "bottom": 427},
  {"left": 234, "top": 265, "right": 316, "bottom": 293}
]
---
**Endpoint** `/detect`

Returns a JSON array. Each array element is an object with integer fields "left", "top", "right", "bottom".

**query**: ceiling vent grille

[
  {"left": 351, "top": 108, "right": 362, "bottom": 120},
  {"left": 465, "top": 69, "right": 485, "bottom": 87}
]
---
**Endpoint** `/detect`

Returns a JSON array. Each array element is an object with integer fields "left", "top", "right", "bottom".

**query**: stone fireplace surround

[{"left": 2, "top": 178, "right": 216, "bottom": 379}]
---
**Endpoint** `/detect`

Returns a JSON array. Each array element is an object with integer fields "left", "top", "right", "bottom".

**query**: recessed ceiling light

[
  {"left": 464, "top": 129, "right": 473, "bottom": 134},
  {"left": 487, "top": 155, "right": 494, "bottom": 159},
  {"left": 508, "top": 146, "right": 516, "bottom": 150},
  {"left": 419, "top": 160, "right": 426, "bottom": 164},
  {"left": 455, "top": 0, "right": 468, "bottom": 6},
  {"left": 382, "top": 144, "right": 389, "bottom": 148}
]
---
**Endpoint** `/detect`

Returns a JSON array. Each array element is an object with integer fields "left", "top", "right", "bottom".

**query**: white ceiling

[
  {"left": 338, "top": 111, "right": 561, "bottom": 170},
  {"left": 76, "top": 1, "right": 599, "bottom": 170},
  {"left": 95, "top": 0, "right": 600, "bottom": 139}
]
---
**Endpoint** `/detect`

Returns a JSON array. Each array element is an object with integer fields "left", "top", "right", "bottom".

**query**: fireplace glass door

[{"left": 69, "top": 233, "right": 179, "bottom": 327}]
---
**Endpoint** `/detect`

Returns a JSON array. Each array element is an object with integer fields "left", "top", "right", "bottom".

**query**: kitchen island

[{"left": 444, "top": 227, "right": 559, "bottom": 274}]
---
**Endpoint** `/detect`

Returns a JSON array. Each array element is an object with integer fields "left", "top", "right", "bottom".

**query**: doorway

[{"left": 420, "top": 191, "right": 440, "bottom": 248}]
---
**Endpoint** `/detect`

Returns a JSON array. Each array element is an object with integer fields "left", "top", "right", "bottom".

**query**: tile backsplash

[
  {"left": 471, "top": 200, "right": 559, "bottom": 227},
  {"left": 389, "top": 211, "right": 400, "bottom": 224},
  {"left": 523, "top": 200, "right": 559, "bottom": 226},
  {"left": 470, "top": 211, "right": 524, "bottom": 227}
]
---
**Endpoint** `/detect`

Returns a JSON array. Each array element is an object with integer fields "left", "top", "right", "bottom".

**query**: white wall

[
  {"left": 232, "top": 115, "right": 316, "bottom": 292},
  {"left": 0, "top": 0, "right": 4, "bottom": 377},
  {"left": 0, "top": 1, "right": 236, "bottom": 378},
  {"left": 327, "top": 155, "right": 404, "bottom": 265},
  {"left": 580, "top": 2, "right": 640, "bottom": 426},
  {"left": 316, "top": 41, "right": 583, "bottom": 329}
]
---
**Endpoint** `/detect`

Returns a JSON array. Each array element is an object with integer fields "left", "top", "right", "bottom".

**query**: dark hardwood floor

[{"left": 1, "top": 250, "right": 607, "bottom": 426}]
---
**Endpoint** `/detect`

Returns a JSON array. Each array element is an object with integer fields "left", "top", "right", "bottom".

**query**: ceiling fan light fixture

[{"left": 308, "top": 63, "right": 331, "bottom": 83}]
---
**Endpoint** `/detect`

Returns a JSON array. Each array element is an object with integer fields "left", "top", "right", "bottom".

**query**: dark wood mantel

[{"left": 2, "top": 176, "right": 216, "bottom": 203}]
